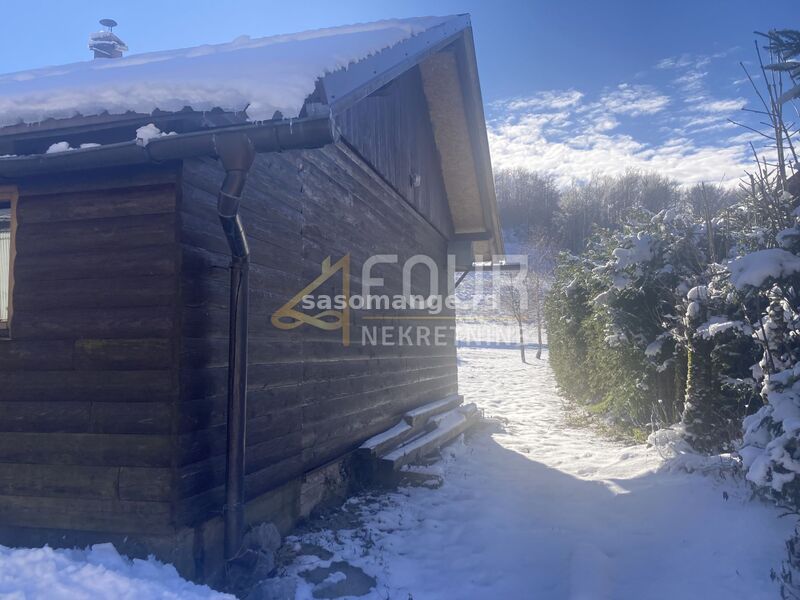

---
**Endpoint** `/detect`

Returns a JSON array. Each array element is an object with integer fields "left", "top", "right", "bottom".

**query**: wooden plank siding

[
  {"left": 176, "top": 81, "right": 458, "bottom": 526},
  {"left": 0, "top": 164, "right": 181, "bottom": 535},
  {"left": 335, "top": 65, "right": 454, "bottom": 239},
  {"left": 0, "top": 67, "right": 460, "bottom": 543}
]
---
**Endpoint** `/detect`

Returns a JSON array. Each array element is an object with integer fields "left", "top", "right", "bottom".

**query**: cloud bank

[{"left": 487, "top": 52, "right": 759, "bottom": 188}]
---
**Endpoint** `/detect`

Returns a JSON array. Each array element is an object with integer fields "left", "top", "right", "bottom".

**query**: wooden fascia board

[
  {"left": 322, "top": 15, "right": 472, "bottom": 117},
  {"left": 453, "top": 29, "right": 504, "bottom": 257}
]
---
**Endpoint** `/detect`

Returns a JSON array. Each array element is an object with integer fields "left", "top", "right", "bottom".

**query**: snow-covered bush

[
  {"left": 734, "top": 258, "right": 800, "bottom": 600},
  {"left": 545, "top": 210, "right": 712, "bottom": 437},
  {"left": 545, "top": 200, "right": 763, "bottom": 448},
  {"left": 740, "top": 282, "right": 800, "bottom": 504},
  {"left": 681, "top": 279, "right": 759, "bottom": 452},
  {"left": 734, "top": 181, "right": 800, "bottom": 504}
]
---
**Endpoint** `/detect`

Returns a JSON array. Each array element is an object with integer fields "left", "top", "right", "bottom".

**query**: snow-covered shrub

[
  {"left": 736, "top": 186, "right": 800, "bottom": 503},
  {"left": 740, "top": 285, "right": 800, "bottom": 502},
  {"left": 546, "top": 210, "right": 709, "bottom": 437},
  {"left": 546, "top": 203, "right": 762, "bottom": 447},
  {"left": 737, "top": 281, "right": 800, "bottom": 600},
  {"left": 742, "top": 363, "right": 800, "bottom": 496},
  {"left": 681, "top": 280, "right": 759, "bottom": 452},
  {"left": 544, "top": 254, "right": 600, "bottom": 408}
]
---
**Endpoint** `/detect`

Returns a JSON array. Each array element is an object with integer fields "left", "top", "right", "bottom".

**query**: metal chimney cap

[{"left": 89, "top": 19, "right": 127, "bottom": 59}]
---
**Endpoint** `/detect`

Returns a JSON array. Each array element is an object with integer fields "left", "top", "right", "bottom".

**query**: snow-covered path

[{"left": 285, "top": 346, "right": 794, "bottom": 600}]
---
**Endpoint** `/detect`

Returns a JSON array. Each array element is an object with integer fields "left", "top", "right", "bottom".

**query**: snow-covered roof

[
  {"left": 0, "top": 16, "right": 463, "bottom": 128},
  {"left": 0, "top": 14, "right": 504, "bottom": 259}
]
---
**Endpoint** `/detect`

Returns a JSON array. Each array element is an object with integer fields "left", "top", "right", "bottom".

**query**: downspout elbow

[{"left": 214, "top": 132, "right": 256, "bottom": 260}]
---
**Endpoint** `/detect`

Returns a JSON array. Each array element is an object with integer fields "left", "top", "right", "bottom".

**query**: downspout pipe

[
  {"left": 210, "top": 120, "right": 337, "bottom": 563},
  {"left": 213, "top": 132, "right": 256, "bottom": 562},
  {"left": 211, "top": 118, "right": 338, "bottom": 563}
]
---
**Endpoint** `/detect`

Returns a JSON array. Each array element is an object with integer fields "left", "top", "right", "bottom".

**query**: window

[
  {"left": 0, "top": 188, "right": 16, "bottom": 330},
  {"left": 0, "top": 201, "right": 9, "bottom": 324}
]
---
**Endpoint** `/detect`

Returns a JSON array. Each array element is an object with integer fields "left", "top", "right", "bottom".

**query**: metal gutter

[{"left": 0, "top": 115, "right": 336, "bottom": 178}]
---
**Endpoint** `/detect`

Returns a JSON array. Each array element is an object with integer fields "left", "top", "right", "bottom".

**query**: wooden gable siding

[
  {"left": 0, "top": 165, "right": 181, "bottom": 535},
  {"left": 176, "top": 141, "right": 458, "bottom": 526},
  {"left": 335, "top": 65, "right": 454, "bottom": 239}
]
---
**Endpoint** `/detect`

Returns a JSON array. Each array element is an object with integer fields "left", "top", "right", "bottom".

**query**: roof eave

[
  {"left": 321, "top": 14, "right": 472, "bottom": 115},
  {"left": 0, "top": 115, "right": 337, "bottom": 179},
  {"left": 459, "top": 27, "right": 504, "bottom": 258}
]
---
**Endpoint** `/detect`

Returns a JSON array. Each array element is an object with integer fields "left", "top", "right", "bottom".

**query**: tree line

[{"left": 497, "top": 168, "right": 738, "bottom": 255}]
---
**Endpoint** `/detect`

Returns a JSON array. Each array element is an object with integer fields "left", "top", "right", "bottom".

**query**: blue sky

[{"left": 1, "top": 0, "right": 798, "bottom": 185}]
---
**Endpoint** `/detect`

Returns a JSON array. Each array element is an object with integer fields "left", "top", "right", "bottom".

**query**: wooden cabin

[{"left": 0, "top": 15, "right": 502, "bottom": 581}]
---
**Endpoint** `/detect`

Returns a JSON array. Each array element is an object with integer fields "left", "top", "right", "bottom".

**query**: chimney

[{"left": 89, "top": 19, "right": 128, "bottom": 59}]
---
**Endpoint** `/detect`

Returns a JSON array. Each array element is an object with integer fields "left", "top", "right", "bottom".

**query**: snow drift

[{"left": 0, "top": 543, "right": 232, "bottom": 600}]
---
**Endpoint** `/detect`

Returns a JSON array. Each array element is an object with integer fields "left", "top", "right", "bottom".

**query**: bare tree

[
  {"left": 530, "top": 269, "right": 544, "bottom": 359},
  {"left": 495, "top": 169, "right": 561, "bottom": 242},
  {"left": 558, "top": 170, "right": 680, "bottom": 253},
  {"left": 525, "top": 236, "right": 555, "bottom": 359},
  {"left": 728, "top": 34, "right": 799, "bottom": 241},
  {"left": 498, "top": 271, "right": 530, "bottom": 363},
  {"left": 497, "top": 237, "right": 555, "bottom": 362}
]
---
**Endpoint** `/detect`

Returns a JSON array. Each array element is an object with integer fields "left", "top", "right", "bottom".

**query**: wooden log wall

[
  {"left": 0, "top": 164, "right": 182, "bottom": 536},
  {"left": 177, "top": 70, "right": 458, "bottom": 526},
  {"left": 0, "top": 64, "right": 460, "bottom": 539}
]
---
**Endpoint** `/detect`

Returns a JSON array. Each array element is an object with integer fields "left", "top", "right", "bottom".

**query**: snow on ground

[
  {"left": 0, "top": 340, "right": 791, "bottom": 599},
  {"left": 277, "top": 345, "right": 794, "bottom": 600},
  {"left": 0, "top": 543, "right": 232, "bottom": 600},
  {"left": 456, "top": 318, "right": 545, "bottom": 350}
]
